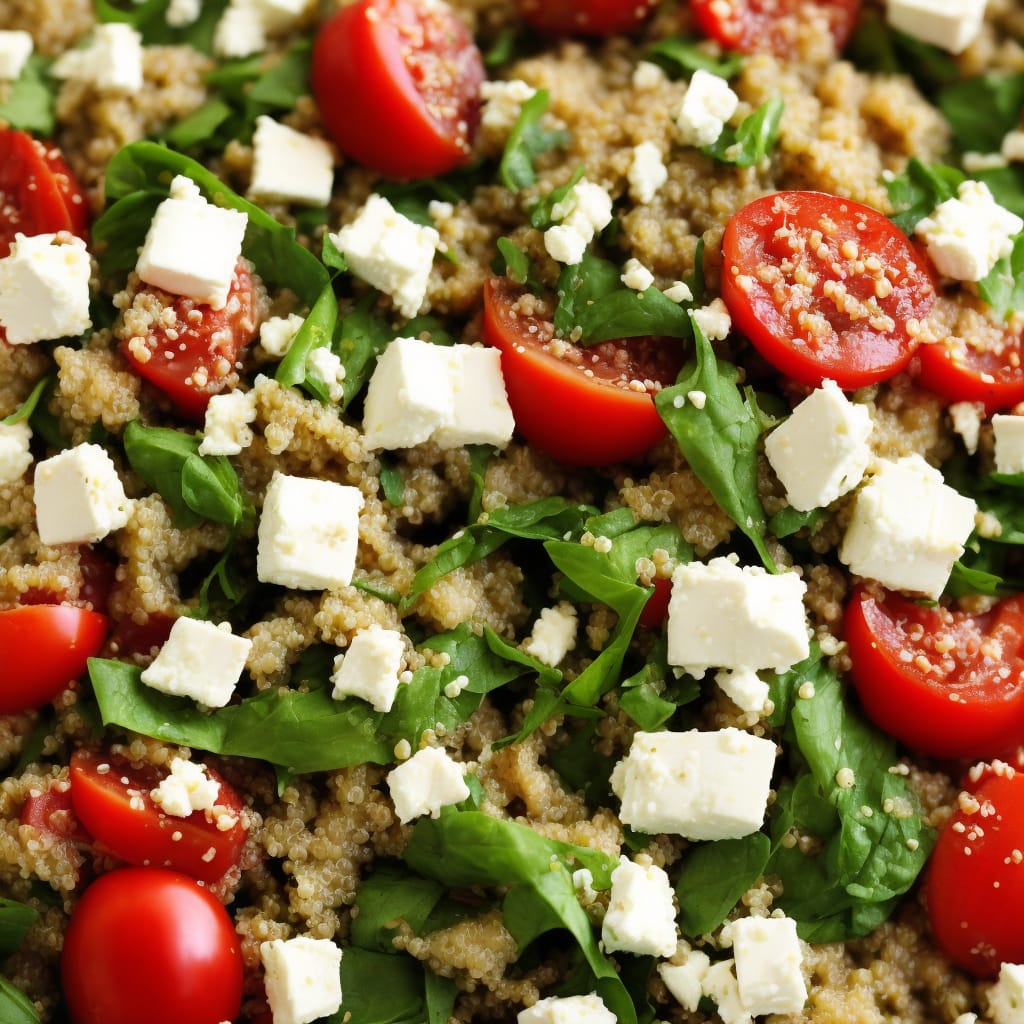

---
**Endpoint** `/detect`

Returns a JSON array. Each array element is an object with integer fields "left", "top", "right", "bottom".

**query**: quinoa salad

[{"left": 3, "top": 0, "right": 1024, "bottom": 1022}]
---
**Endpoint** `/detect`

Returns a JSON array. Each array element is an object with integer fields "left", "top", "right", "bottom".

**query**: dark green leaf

[
  {"left": 946, "top": 559, "right": 1011, "bottom": 597},
  {"left": 548, "top": 721, "right": 614, "bottom": 807},
  {"left": 2, "top": 376, "right": 52, "bottom": 426},
  {"left": 275, "top": 281, "right": 339, "bottom": 399},
  {"left": 975, "top": 164, "right": 1024, "bottom": 219},
  {"left": 939, "top": 72, "right": 1024, "bottom": 155},
  {"left": 350, "top": 577, "right": 402, "bottom": 605},
  {"left": 499, "top": 89, "right": 568, "bottom": 191},
  {"left": 164, "top": 98, "right": 234, "bottom": 150},
  {"left": 379, "top": 459, "right": 406, "bottom": 507},
  {"left": 0, "top": 56, "right": 56, "bottom": 134},
  {"left": 330, "top": 948, "right": 427, "bottom": 1024},
  {"left": 703, "top": 96, "right": 783, "bottom": 167},
  {"left": 884, "top": 158, "right": 963, "bottom": 235},
  {"left": 248, "top": 40, "right": 311, "bottom": 108},
  {"left": 323, "top": 232, "right": 348, "bottom": 273},
  {"left": 180, "top": 453, "right": 244, "bottom": 527},
  {"left": 338, "top": 299, "right": 393, "bottom": 410},
  {"left": 0, "top": 978, "right": 37, "bottom": 1024},
  {"left": 646, "top": 36, "right": 744, "bottom": 79},
  {"left": 0, "top": 899, "right": 37, "bottom": 955},
  {"left": 977, "top": 232, "right": 1024, "bottom": 319},
  {"left": 95, "top": 0, "right": 229, "bottom": 52},
  {"left": 350, "top": 863, "right": 451, "bottom": 953},
  {"left": 769, "top": 505, "right": 825, "bottom": 539},
  {"left": 846, "top": 11, "right": 959, "bottom": 93},
  {"left": 401, "top": 315, "right": 456, "bottom": 347},
  {"left": 494, "top": 236, "right": 531, "bottom": 284},
  {"left": 529, "top": 166, "right": 585, "bottom": 230}
]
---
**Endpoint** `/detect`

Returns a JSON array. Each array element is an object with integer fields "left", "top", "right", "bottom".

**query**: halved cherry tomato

[
  {"left": 926, "top": 766, "right": 1024, "bottom": 977},
  {"left": 691, "top": 0, "right": 861, "bottom": 55},
  {"left": 62, "top": 867, "right": 244, "bottom": 1024},
  {"left": 844, "top": 584, "right": 1024, "bottom": 759},
  {"left": 104, "top": 610, "right": 176, "bottom": 661},
  {"left": 516, "top": 0, "right": 657, "bottom": 35},
  {"left": 0, "top": 606, "right": 108, "bottom": 715},
  {"left": 312, "top": 0, "right": 484, "bottom": 179},
  {"left": 20, "top": 783, "right": 92, "bottom": 885},
  {"left": 19, "top": 546, "right": 116, "bottom": 612},
  {"left": 482, "top": 276, "right": 683, "bottom": 465},
  {"left": 638, "top": 576, "right": 672, "bottom": 628},
  {"left": 69, "top": 749, "right": 247, "bottom": 883},
  {"left": 0, "top": 129, "right": 89, "bottom": 255},
  {"left": 721, "top": 191, "right": 935, "bottom": 389},
  {"left": 119, "top": 259, "right": 263, "bottom": 420}
]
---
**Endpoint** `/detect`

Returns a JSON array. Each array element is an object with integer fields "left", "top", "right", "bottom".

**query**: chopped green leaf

[
  {"left": 646, "top": 36, "right": 744, "bottom": 79},
  {"left": 0, "top": 899, "right": 38, "bottom": 955},
  {"left": 275, "top": 281, "right": 339, "bottom": 401},
  {"left": 884, "top": 158, "right": 963, "bottom": 235},
  {"left": 769, "top": 505, "right": 825, "bottom": 539},
  {"left": 703, "top": 96, "right": 783, "bottom": 167},
  {"left": 0, "top": 56, "right": 57, "bottom": 135},
  {"left": 939, "top": 72, "right": 1024, "bottom": 156},
  {"left": 164, "top": 98, "right": 234, "bottom": 150},
  {"left": 499, "top": 89, "right": 568, "bottom": 191},
  {"left": 0, "top": 978, "right": 38, "bottom": 1024},
  {"left": 846, "top": 11, "right": 959, "bottom": 93},
  {"left": 379, "top": 458, "right": 406, "bottom": 507},
  {"left": 330, "top": 947, "right": 439, "bottom": 1024},
  {"left": 95, "top": 0, "right": 229, "bottom": 52},
  {"left": 529, "top": 166, "right": 585, "bottom": 230},
  {"left": 494, "top": 236, "right": 531, "bottom": 285},
  {"left": 977, "top": 232, "right": 1024, "bottom": 319},
  {"left": 2, "top": 375, "right": 52, "bottom": 426},
  {"left": 338, "top": 299, "right": 393, "bottom": 410}
]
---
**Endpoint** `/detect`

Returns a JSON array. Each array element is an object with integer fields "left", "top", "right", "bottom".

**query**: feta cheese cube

[
  {"left": 659, "top": 950, "right": 711, "bottom": 1012},
  {"left": 702, "top": 959, "right": 751, "bottom": 1024},
  {"left": 0, "top": 420, "right": 32, "bottom": 485},
  {"left": 628, "top": 141, "right": 668, "bottom": 205},
  {"left": 140, "top": 618, "right": 252, "bottom": 708},
  {"left": 601, "top": 856, "right": 678, "bottom": 957},
  {"left": 432, "top": 345, "right": 516, "bottom": 449},
  {"left": 260, "top": 937, "right": 343, "bottom": 1024},
  {"left": 257, "top": 471, "right": 364, "bottom": 591},
  {"left": 136, "top": 176, "right": 248, "bottom": 309},
  {"left": 0, "top": 233, "right": 92, "bottom": 345},
  {"left": 885, "top": 0, "right": 986, "bottom": 54},
  {"left": 764, "top": 379, "right": 873, "bottom": 511},
  {"left": 260, "top": 313, "right": 305, "bottom": 358},
  {"left": 714, "top": 667, "right": 769, "bottom": 715},
  {"left": 949, "top": 400, "right": 985, "bottom": 455},
  {"left": 151, "top": 757, "right": 221, "bottom": 818},
  {"left": 51, "top": 23, "right": 143, "bottom": 92},
  {"left": 214, "top": 0, "right": 268, "bottom": 57},
  {"left": 518, "top": 993, "right": 617, "bottom": 1024},
  {"left": 621, "top": 258, "right": 655, "bottom": 292},
  {"left": 990, "top": 963, "right": 1024, "bottom": 1024},
  {"left": 249, "top": 116, "right": 335, "bottom": 208},
  {"left": 839, "top": 455, "right": 977, "bottom": 599},
  {"left": 481, "top": 78, "right": 537, "bottom": 131},
  {"left": 667, "top": 557, "right": 809, "bottom": 677},
  {"left": 692, "top": 298, "right": 731, "bottom": 341},
  {"left": 610, "top": 728, "right": 777, "bottom": 840},
  {"left": 729, "top": 916, "right": 806, "bottom": 1015},
  {"left": 915, "top": 180, "right": 1022, "bottom": 282},
  {"left": 0, "top": 31, "right": 33, "bottom": 80},
  {"left": 676, "top": 69, "right": 739, "bottom": 148},
  {"left": 386, "top": 746, "right": 470, "bottom": 824},
  {"left": 34, "top": 443, "right": 130, "bottom": 545},
  {"left": 331, "top": 624, "right": 406, "bottom": 712},
  {"left": 994, "top": 414, "right": 1024, "bottom": 475},
  {"left": 543, "top": 179, "right": 613, "bottom": 265},
  {"left": 331, "top": 194, "right": 439, "bottom": 319},
  {"left": 306, "top": 347, "right": 347, "bottom": 404},
  {"left": 199, "top": 389, "right": 257, "bottom": 456},
  {"left": 521, "top": 602, "right": 578, "bottom": 667}
]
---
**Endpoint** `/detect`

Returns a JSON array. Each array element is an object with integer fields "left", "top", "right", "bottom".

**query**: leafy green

[
  {"left": 619, "top": 637, "right": 698, "bottom": 731},
  {"left": 977, "top": 232, "right": 1024, "bottom": 319},
  {"left": 975, "top": 164, "right": 1024, "bottom": 219},
  {"left": 884, "top": 158, "right": 962, "bottom": 234},
  {"left": 703, "top": 96, "right": 784, "bottom": 167},
  {"left": 375, "top": 164, "right": 488, "bottom": 227},
  {"left": 0, "top": 56, "right": 57, "bottom": 135},
  {"left": 846, "top": 11, "right": 959, "bottom": 93},
  {"left": 337, "top": 299, "right": 393, "bottom": 410},
  {"left": 494, "top": 237, "right": 531, "bottom": 285},
  {"left": 2, "top": 376, "right": 52, "bottom": 427},
  {"left": 275, "top": 281, "right": 339, "bottom": 401},
  {"left": 0, "top": 899, "right": 37, "bottom": 955},
  {"left": 378, "top": 459, "right": 406, "bottom": 507},
  {"left": 769, "top": 505, "right": 825, "bottom": 539},
  {"left": 95, "top": 0, "right": 230, "bottom": 51},
  {"left": 499, "top": 89, "right": 569, "bottom": 191},
  {"left": 0, "top": 978, "right": 37, "bottom": 1024},
  {"left": 529, "top": 166, "right": 585, "bottom": 230},
  {"left": 645, "top": 36, "right": 744, "bottom": 79},
  {"left": 330, "top": 948, "right": 456, "bottom": 1024},
  {"left": 548, "top": 721, "right": 614, "bottom": 807},
  {"left": 939, "top": 72, "right": 1024, "bottom": 156}
]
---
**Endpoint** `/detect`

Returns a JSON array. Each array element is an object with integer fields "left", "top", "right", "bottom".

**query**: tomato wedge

[
  {"left": 312, "top": 0, "right": 484, "bottom": 179},
  {"left": 691, "top": 0, "right": 861, "bottom": 55},
  {"left": 482, "top": 276, "right": 683, "bottom": 466},
  {"left": 844, "top": 584, "right": 1024, "bottom": 759},
  {"left": 516, "top": 0, "right": 657, "bottom": 35},
  {"left": 721, "top": 191, "right": 936, "bottom": 389}
]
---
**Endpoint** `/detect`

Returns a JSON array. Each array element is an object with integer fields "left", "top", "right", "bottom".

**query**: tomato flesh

[
  {"left": 517, "top": 0, "right": 657, "bottom": 35},
  {"left": 638, "top": 576, "right": 671, "bottom": 629},
  {"left": 721, "top": 191, "right": 935, "bottom": 389},
  {"left": 312, "top": 0, "right": 484, "bottom": 179},
  {"left": 691, "top": 0, "right": 861, "bottom": 55},
  {"left": 844, "top": 585, "right": 1024, "bottom": 759}
]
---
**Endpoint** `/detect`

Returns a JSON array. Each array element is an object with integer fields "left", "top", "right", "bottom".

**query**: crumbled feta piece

[
  {"left": 136, "top": 175, "right": 248, "bottom": 309},
  {"left": 331, "top": 624, "right": 406, "bottom": 712},
  {"left": 151, "top": 757, "right": 221, "bottom": 818},
  {"left": 0, "top": 233, "right": 92, "bottom": 345},
  {"left": 199, "top": 389, "right": 258, "bottom": 456},
  {"left": 259, "top": 313, "right": 305, "bottom": 357},
  {"left": 611, "top": 728, "right": 777, "bottom": 840},
  {"left": 518, "top": 993, "right": 617, "bottom": 1024},
  {"left": 885, "top": 0, "right": 987, "bottom": 54},
  {"left": 659, "top": 950, "right": 711, "bottom": 1012},
  {"left": 331, "top": 194, "right": 439, "bottom": 319},
  {"left": 962, "top": 151, "right": 1008, "bottom": 173},
  {"left": 0, "top": 30, "right": 32, "bottom": 80},
  {"left": 628, "top": 141, "right": 668, "bottom": 204},
  {"left": 34, "top": 443, "right": 130, "bottom": 546},
  {"left": 667, "top": 557, "right": 809, "bottom": 677},
  {"left": 601, "top": 856, "right": 677, "bottom": 957},
  {"left": 432, "top": 345, "right": 515, "bottom": 449},
  {"left": 0, "top": 420, "right": 32, "bottom": 485},
  {"left": 995, "top": 414, "right": 1024, "bottom": 474},
  {"left": 949, "top": 400, "right": 985, "bottom": 455},
  {"left": 522, "top": 602, "right": 578, "bottom": 667},
  {"left": 481, "top": 78, "right": 537, "bottom": 131},
  {"left": 692, "top": 298, "right": 731, "bottom": 340},
  {"left": 621, "top": 257, "right": 655, "bottom": 292},
  {"left": 714, "top": 667, "right": 769, "bottom": 715},
  {"left": 676, "top": 69, "right": 738, "bottom": 148},
  {"left": 664, "top": 280, "right": 694, "bottom": 303},
  {"left": 764, "top": 379, "right": 873, "bottom": 511},
  {"left": 214, "top": 0, "right": 268, "bottom": 57},
  {"left": 1003, "top": 131, "right": 1024, "bottom": 163},
  {"left": 140, "top": 618, "right": 252, "bottom": 708},
  {"left": 543, "top": 179, "right": 613, "bottom": 265},
  {"left": 989, "top": 962, "right": 1024, "bottom": 1024},
  {"left": 306, "top": 347, "right": 347, "bottom": 403},
  {"left": 249, "top": 116, "right": 335, "bottom": 207},
  {"left": 915, "top": 180, "right": 1022, "bottom": 282},
  {"left": 257, "top": 471, "right": 364, "bottom": 591},
  {"left": 632, "top": 59, "right": 667, "bottom": 90},
  {"left": 386, "top": 746, "right": 469, "bottom": 824},
  {"left": 51, "top": 23, "right": 143, "bottom": 92},
  {"left": 166, "top": 0, "right": 201, "bottom": 25},
  {"left": 702, "top": 960, "right": 751, "bottom": 1024},
  {"left": 260, "top": 936, "right": 343, "bottom": 1024},
  {"left": 839, "top": 455, "right": 977, "bottom": 599},
  {"left": 729, "top": 916, "right": 807, "bottom": 1016}
]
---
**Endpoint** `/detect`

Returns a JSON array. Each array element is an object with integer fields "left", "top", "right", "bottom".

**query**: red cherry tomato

[
  {"left": 482, "top": 276, "right": 683, "bottom": 465},
  {"left": 105, "top": 610, "right": 176, "bottom": 661},
  {"left": 844, "top": 585, "right": 1024, "bottom": 759},
  {"left": 926, "top": 766, "right": 1024, "bottom": 977},
  {"left": 721, "top": 191, "right": 935, "bottom": 389},
  {"left": 62, "top": 867, "right": 244, "bottom": 1024},
  {"left": 69, "top": 749, "right": 247, "bottom": 883},
  {"left": 119, "top": 259, "right": 263, "bottom": 420},
  {"left": 312, "top": 0, "right": 484, "bottom": 179},
  {"left": 20, "top": 783, "right": 92, "bottom": 886},
  {"left": 0, "top": 606, "right": 108, "bottom": 714},
  {"left": 691, "top": 0, "right": 861, "bottom": 55},
  {"left": 638, "top": 576, "right": 672, "bottom": 629},
  {"left": 19, "top": 545, "right": 116, "bottom": 611},
  {"left": 516, "top": 0, "right": 657, "bottom": 35}
]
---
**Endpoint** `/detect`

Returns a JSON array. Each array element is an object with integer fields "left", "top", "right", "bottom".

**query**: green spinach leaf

[
  {"left": 645, "top": 36, "right": 743, "bottom": 79},
  {"left": 0, "top": 56, "right": 56, "bottom": 135},
  {"left": 330, "top": 947, "right": 448, "bottom": 1024},
  {"left": 846, "top": 10, "right": 959, "bottom": 93},
  {"left": 2, "top": 376, "right": 52, "bottom": 426},
  {"left": 939, "top": 72, "right": 1024, "bottom": 155},
  {"left": 0, "top": 899, "right": 37, "bottom": 955},
  {"left": 884, "top": 158, "right": 963, "bottom": 235},
  {"left": 703, "top": 96, "right": 783, "bottom": 167},
  {"left": 499, "top": 89, "right": 568, "bottom": 191},
  {"left": 0, "top": 978, "right": 37, "bottom": 1024},
  {"left": 977, "top": 232, "right": 1024, "bottom": 319},
  {"left": 275, "top": 280, "right": 339, "bottom": 400}
]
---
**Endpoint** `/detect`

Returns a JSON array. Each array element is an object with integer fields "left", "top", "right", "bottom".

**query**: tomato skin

[
  {"left": 844, "top": 585, "right": 1024, "bottom": 759},
  {"left": 19, "top": 545, "right": 116, "bottom": 611},
  {"left": 0, "top": 606, "right": 108, "bottom": 714},
  {"left": 482, "top": 277, "right": 681, "bottom": 466},
  {"left": 69, "top": 749, "right": 247, "bottom": 883},
  {"left": 721, "top": 191, "right": 935, "bottom": 389},
  {"left": 638, "top": 577, "right": 671, "bottom": 629},
  {"left": 915, "top": 332, "right": 1024, "bottom": 413},
  {"left": 516, "top": 0, "right": 657, "bottom": 35},
  {"left": 312, "top": 0, "right": 484, "bottom": 180},
  {"left": 62, "top": 867, "right": 244, "bottom": 1024},
  {"left": 691, "top": 0, "right": 861, "bottom": 55}
]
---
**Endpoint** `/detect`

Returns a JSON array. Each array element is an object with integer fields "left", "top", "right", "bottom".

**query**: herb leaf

[
  {"left": 2, "top": 376, "right": 52, "bottom": 426},
  {"left": 646, "top": 36, "right": 744, "bottom": 79},
  {"left": 939, "top": 72, "right": 1024, "bottom": 156},
  {"left": 977, "top": 232, "right": 1024, "bottom": 319},
  {"left": 0, "top": 56, "right": 56, "bottom": 135},
  {"left": 331, "top": 947, "right": 452, "bottom": 1024},
  {"left": 703, "top": 96, "right": 784, "bottom": 167},
  {"left": 884, "top": 158, "right": 963, "bottom": 235},
  {"left": 499, "top": 89, "right": 568, "bottom": 191},
  {"left": 275, "top": 281, "right": 339, "bottom": 400},
  {"left": 0, "top": 978, "right": 37, "bottom": 1024}
]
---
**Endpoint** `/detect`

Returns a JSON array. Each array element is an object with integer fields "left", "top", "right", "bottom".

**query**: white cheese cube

[
  {"left": 331, "top": 194, "right": 439, "bottom": 319},
  {"left": 885, "top": 0, "right": 986, "bottom": 54},
  {"left": 628, "top": 141, "right": 668, "bottom": 205},
  {"left": 915, "top": 180, "right": 1022, "bottom": 282},
  {"left": 764, "top": 379, "right": 873, "bottom": 511},
  {"left": 621, "top": 258, "right": 655, "bottom": 292},
  {"left": 34, "top": 443, "right": 130, "bottom": 546},
  {"left": 949, "top": 400, "right": 985, "bottom": 456},
  {"left": 0, "top": 421, "right": 32, "bottom": 485},
  {"left": 51, "top": 23, "right": 143, "bottom": 92},
  {"left": 610, "top": 728, "right": 776, "bottom": 841},
  {"left": 714, "top": 667, "right": 769, "bottom": 715},
  {"left": 214, "top": 0, "right": 268, "bottom": 57},
  {"left": 199, "top": 389, "right": 257, "bottom": 456},
  {"left": 702, "top": 960, "right": 751, "bottom": 1024},
  {"left": 0, "top": 31, "right": 33, "bottom": 80},
  {"left": 257, "top": 471, "right": 364, "bottom": 591},
  {"left": 521, "top": 602, "right": 578, "bottom": 667},
  {"left": 601, "top": 856, "right": 677, "bottom": 957},
  {"left": 666, "top": 557, "right": 809, "bottom": 677},
  {"left": 518, "top": 993, "right": 617, "bottom": 1024},
  {"left": 0, "top": 233, "right": 92, "bottom": 345},
  {"left": 140, "top": 618, "right": 252, "bottom": 708},
  {"left": 151, "top": 757, "right": 221, "bottom": 818},
  {"left": 989, "top": 962, "right": 1024, "bottom": 1024},
  {"left": 543, "top": 179, "right": 613, "bottom": 266},
  {"left": 166, "top": 0, "right": 202, "bottom": 26},
  {"left": 306, "top": 347, "right": 346, "bottom": 404},
  {"left": 692, "top": 298, "right": 731, "bottom": 341},
  {"left": 386, "top": 746, "right": 469, "bottom": 824},
  {"left": 259, "top": 313, "right": 305, "bottom": 358},
  {"left": 675, "top": 69, "right": 738, "bottom": 148},
  {"left": 839, "top": 455, "right": 976, "bottom": 599},
  {"left": 481, "top": 78, "right": 537, "bottom": 132},
  {"left": 260, "top": 937, "right": 343, "bottom": 1024},
  {"left": 659, "top": 951, "right": 711, "bottom": 1012},
  {"left": 249, "top": 116, "right": 335, "bottom": 208},
  {"left": 136, "top": 175, "right": 248, "bottom": 309},
  {"left": 729, "top": 916, "right": 806, "bottom": 1015},
  {"left": 331, "top": 624, "right": 406, "bottom": 712},
  {"left": 432, "top": 345, "right": 515, "bottom": 449},
  {"left": 994, "top": 414, "right": 1024, "bottom": 475}
]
